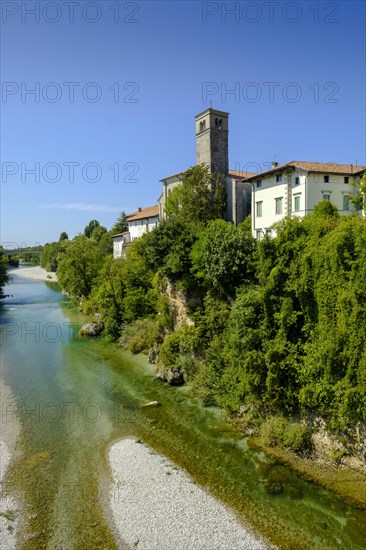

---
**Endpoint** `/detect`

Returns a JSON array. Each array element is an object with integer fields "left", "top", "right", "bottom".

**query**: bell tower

[{"left": 195, "top": 108, "right": 229, "bottom": 175}]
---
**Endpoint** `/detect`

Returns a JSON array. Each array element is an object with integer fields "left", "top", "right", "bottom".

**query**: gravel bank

[
  {"left": 108, "top": 438, "right": 273, "bottom": 550},
  {"left": 7, "top": 266, "right": 58, "bottom": 282},
  {"left": 0, "top": 380, "right": 21, "bottom": 549}
]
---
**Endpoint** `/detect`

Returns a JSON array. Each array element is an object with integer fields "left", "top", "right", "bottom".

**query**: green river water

[{"left": 0, "top": 269, "right": 365, "bottom": 549}]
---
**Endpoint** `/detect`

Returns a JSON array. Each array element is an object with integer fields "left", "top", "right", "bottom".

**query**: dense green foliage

[
  {"left": 127, "top": 202, "right": 365, "bottom": 434},
  {"left": 84, "top": 219, "right": 100, "bottom": 237},
  {"left": 49, "top": 169, "right": 366, "bottom": 440},
  {"left": 0, "top": 247, "right": 10, "bottom": 299},
  {"left": 165, "top": 164, "right": 227, "bottom": 225},
  {"left": 111, "top": 211, "right": 128, "bottom": 234},
  {"left": 57, "top": 235, "right": 106, "bottom": 297},
  {"left": 191, "top": 219, "right": 256, "bottom": 293},
  {"left": 41, "top": 241, "right": 66, "bottom": 272},
  {"left": 350, "top": 172, "right": 366, "bottom": 213}
]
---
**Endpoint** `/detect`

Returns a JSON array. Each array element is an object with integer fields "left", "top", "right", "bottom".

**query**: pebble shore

[
  {"left": 0, "top": 381, "right": 20, "bottom": 549},
  {"left": 7, "top": 266, "right": 58, "bottom": 282},
  {"left": 108, "top": 438, "right": 274, "bottom": 550}
]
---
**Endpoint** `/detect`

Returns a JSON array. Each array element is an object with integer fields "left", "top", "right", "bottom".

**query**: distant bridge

[{"left": 3, "top": 249, "right": 42, "bottom": 257}]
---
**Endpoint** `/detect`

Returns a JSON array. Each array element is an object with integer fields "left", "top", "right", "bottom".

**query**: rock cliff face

[
  {"left": 310, "top": 417, "right": 366, "bottom": 474},
  {"left": 153, "top": 279, "right": 200, "bottom": 385},
  {"left": 164, "top": 279, "right": 195, "bottom": 331}
]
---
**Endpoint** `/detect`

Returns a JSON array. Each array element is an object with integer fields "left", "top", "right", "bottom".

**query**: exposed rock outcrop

[
  {"left": 155, "top": 365, "right": 184, "bottom": 386},
  {"left": 164, "top": 279, "right": 196, "bottom": 330},
  {"left": 148, "top": 344, "right": 158, "bottom": 364},
  {"left": 311, "top": 417, "right": 366, "bottom": 474},
  {"left": 79, "top": 322, "right": 104, "bottom": 337}
]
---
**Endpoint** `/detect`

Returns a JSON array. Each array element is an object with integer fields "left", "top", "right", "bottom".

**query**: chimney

[
  {"left": 272, "top": 161, "right": 279, "bottom": 168},
  {"left": 138, "top": 207, "right": 142, "bottom": 212}
]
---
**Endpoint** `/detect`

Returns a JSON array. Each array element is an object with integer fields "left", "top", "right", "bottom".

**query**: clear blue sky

[{"left": 1, "top": 0, "right": 365, "bottom": 246}]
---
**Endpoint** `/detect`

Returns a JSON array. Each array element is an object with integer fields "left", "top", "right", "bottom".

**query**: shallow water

[{"left": 1, "top": 270, "right": 365, "bottom": 549}]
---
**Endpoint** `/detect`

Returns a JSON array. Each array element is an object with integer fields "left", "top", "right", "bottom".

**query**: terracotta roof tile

[
  {"left": 245, "top": 161, "right": 366, "bottom": 181},
  {"left": 111, "top": 230, "right": 130, "bottom": 238},
  {"left": 161, "top": 168, "right": 256, "bottom": 182},
  {"left": 228, "top": 170, "right": 256, "bottom": 179},
  {"left": 160, "top": 169, "right": 189, "bottom": 182},
  {"left": 126, "top": 205, "right": 160, "bottom": 221}
]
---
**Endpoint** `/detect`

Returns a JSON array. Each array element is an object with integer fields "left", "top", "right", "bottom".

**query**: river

[{"left": 0, "top": 269, "right": 365, "bottom": 549}]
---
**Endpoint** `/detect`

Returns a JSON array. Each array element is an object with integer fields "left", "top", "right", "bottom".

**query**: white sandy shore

[
  {"left": 0, "top": 380, "right": 21, "bottom": 549},
  {"left": 7, "top": 266, "right": 58, "bottom": 282},
  {"left": 108, "top": 438, "right": 274, "bottom": 550}
]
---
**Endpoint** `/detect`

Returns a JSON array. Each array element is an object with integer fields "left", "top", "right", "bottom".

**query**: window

[
  {"left": 199, "top": 120, "right": 206, "bottom": 132},
  {"left": 323, "top": 194, "right": 330, "bottom": 201},
  {"left": 294, "top": 195, "right": 300, "bottom": 212},
  {"left": 276, "top": 174, "right": 282, "bottom": 182},
  {"left": 256, "top": 201, "right": 263, "bottom": 217},
  {"left": 324, "top": 175, "right": 329, "bottom": 183},
  {"left": 344, "top": 176, "right": 349, "bottom": 184},
  {"left": 215, "top": 117, "right": 222, "bottom": 129},
  {"left": 275, "top": 197, "right": 283, "bottom": 214},
  {"left": 295, "top": 176, "right": 300, "bottom": 185},
  {"left": 256, "top": 230, "right": 262, "bottom": 241},
  {"left": 265, "top": 229, "right": 272, "bottom": 237},
  {"left": 343, "top": 195, "right": 350, "bottom": 211},
  {"left": 256, "top": 181, "right": 262, "bottom": 188}
]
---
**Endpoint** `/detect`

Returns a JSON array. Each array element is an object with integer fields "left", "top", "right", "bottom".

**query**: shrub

[
  {"left": 121, "top": 318, "right": 158, "bottom": 354},
  {"left": 260, "top": 415, "right": 309, "bottom": 452}
]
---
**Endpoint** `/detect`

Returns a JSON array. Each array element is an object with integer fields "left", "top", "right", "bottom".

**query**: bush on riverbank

[
  {"left": 120, "top": 318, "right": 159, "bottom": 354},
  {"left": 0, "top": 247, "right": 10, "bottom": 298},
  {"left": 259, "top": 416, "right": 310, "bottom": 453}
]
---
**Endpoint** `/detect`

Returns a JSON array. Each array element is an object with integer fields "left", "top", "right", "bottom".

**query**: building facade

[
  {"left": 245, "top": 161, "right": 365, "bottom": 239},
  {"left": 112, "top": 205, "right": 159, "bottom": 259},
  {"left": 112, "top": 231, "right": 131, "bottom": 259},
  {"left": 113, "top": 111, "right": 365, "bottom": 257},
  {"left": 159, "top": 108, "right": 254, "bottom": 225}
]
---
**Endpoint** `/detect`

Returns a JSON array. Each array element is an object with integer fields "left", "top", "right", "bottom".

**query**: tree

[
  {"left": 350, "top": 172, "right": 366, "bottom": 214},
  {"left": 191, "top": 219, "right": 256, "bottom": 292},
  {"left": 142, "top": 218, "right": 197, "bottom": 281},
  {"left": 111, "top": 211, "right": 128, "bottom": 234},
  {"left": 91, "top": 225, "right": 107, "bottom": 242},
  {"left": 96, "top": 230, "right": 113, "bottom": 256},
  {"left": 120, "top": 239, "right": 157, "bottom": 322},
  {"left": 165, "top": 164, "right": 227, "bottom": 226},
  {"left": 0, "top": 247, "right": 9, "bottom": 299},
  {"left": 59, "top": 232, "right": 69, "bottom": 241},
  {"left": 40, "top": 241, "right": 66, "bottom": 272},
  {"left": 84, "top": 219, "right": 100, "bottom": 238},
  {"left": 57, "top": 236, "right": 105, "bottom": 297},
  {"left": 86, "top": 256, "right": 126, "bottom": 338}
]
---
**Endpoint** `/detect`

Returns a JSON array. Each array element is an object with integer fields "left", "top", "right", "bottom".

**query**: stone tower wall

[{"left": 195, "top": 109, "right": 229, "bottom": 176}]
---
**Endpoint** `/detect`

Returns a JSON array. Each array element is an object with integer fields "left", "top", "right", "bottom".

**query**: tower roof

[{"left": 195, "top": 107, "right": 229, "bottom": 120}]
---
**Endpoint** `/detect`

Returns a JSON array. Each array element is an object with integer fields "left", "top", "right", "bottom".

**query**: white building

[
  {"left": 111, "top": 231, "right": 131, "bottom": 259},
  {"left": 245, "top": 161, "right": 366, "bottom": 239},
  {"left": 126, "top": 205, "right": 159, "bottom": 240},
  {"left": 112, "top": 205, "right": 159, "bottom": 259}
]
